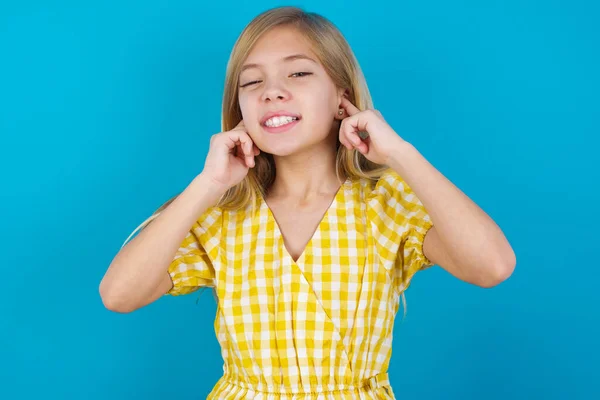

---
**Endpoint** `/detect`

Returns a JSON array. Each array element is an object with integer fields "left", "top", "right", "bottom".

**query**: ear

[
  {"left": 335, "top": 88, "right": 350, "bottom": 120},
  {"left": 337, "top": 87, "right": 350, "bottom": 102}
]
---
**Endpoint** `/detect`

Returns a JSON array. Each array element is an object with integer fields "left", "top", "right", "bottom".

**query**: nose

[{"left": 261, "top": 80, "right": 290, "bottom": 103}]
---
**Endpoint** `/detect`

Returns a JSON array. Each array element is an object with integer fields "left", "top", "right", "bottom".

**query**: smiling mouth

[
  {"left": 263, "top": 116, "right": 300, "bottom": 128},
  {"left": 261, "top": 116, "right": 301, "bottom": 134}
]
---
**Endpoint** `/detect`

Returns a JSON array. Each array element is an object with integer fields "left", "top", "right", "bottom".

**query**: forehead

[{"left": 243, "top": 25, "right": 318, "bottom": 64}]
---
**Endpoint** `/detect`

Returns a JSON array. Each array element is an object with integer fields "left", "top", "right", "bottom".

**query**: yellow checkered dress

[{"left": 166, "top": 168, "right": 434, "bottom": 399}]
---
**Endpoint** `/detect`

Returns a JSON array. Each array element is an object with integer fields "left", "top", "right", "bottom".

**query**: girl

[{"left": 100, "top": 6, "right": 516, "bottom": 399}]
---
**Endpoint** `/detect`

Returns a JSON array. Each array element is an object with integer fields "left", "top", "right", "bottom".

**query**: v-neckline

[{"left": 261, "top": 178, "right": 350, "bottom": 265}]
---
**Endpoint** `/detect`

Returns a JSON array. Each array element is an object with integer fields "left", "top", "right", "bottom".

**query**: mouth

[{"left": 261, "top": 113, "right": 302, "bottom": 134}]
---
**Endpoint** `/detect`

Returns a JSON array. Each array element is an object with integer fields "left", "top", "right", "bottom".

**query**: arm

[
  {"left": 99, "top": 173, "right": 222, "bottom": 313},
  {"left": 388, "top": 142, "right": 516, "bottom": 288}
]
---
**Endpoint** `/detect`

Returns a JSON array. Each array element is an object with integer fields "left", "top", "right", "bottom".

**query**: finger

[
  {"left": 227, "top": 130, "right": 251, "bottom": 150},
  {"left": 355, "top": 140, "right": 369, "bottom": 154},
  {"left": 341, "top": 117, "right": 371, "bottom": 154},
  {"left": 340, "top": 118, "right": 365, "bottom": 145},
  {"left": 340, "top": 97, "right": 361, "bottom": 116},
  {"left": 341, "top": 134, "right": 367, "bottom": 154},
  {"left": 342, "top": 127, "right": 368, "bottom": 153},
  {"left": 234, "top": 131, "right": 255, "bottom": 168},
  {"left": 232, "top": 141, "right": 253, "bottom": 167},
  {"left": 349, "top": 132, "right": 369, "bottom": 154},
  {"left": 224, "top": 131, "right": 243, "bottom": 150},
  {"left": 230, "top": 130, "right": 254, "bottom": 167},
  {"left": 227, "top": 131, "right": 255, "bottom": 167},
  {"left": 243, "top": 138, "right": 255, "bottom": 168}
]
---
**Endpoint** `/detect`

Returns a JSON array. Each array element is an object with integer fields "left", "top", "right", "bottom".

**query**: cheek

[
  {"left": 238, "top": 95, "right": 251, "bottom": 118},
  {"left": 238, "top": 95, "right": 266, "bottom": 142},
  {"left": 238, "top": 96, "right": 261, "bottom": 130},
  {"left": 307, "top": 90, "right": 336, "bottom": 124}
]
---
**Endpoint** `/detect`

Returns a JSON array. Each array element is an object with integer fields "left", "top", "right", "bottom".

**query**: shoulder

[
  {"left": 193, "top": 201, "right": 258, "bottom": 239},
  {"left": 190, "top": 206, "right": 225, "bottom": 241},
  {"left": 365, "top": 168, "right": 430, "bottom": 231},
  {"left": 196, "top": 205, "right": 224, "bottom": 227},
  {"left": 366, "top": 167, "right": 417, "bottom": 203}
]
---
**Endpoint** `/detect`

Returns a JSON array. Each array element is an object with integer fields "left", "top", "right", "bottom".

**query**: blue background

[{"left": 1, "top": 0, "right": 598, "bottom": 399}]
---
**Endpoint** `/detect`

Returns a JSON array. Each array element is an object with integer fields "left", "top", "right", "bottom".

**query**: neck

[{"left": 269, "top": 144, "right": 344, "bottom": 200}]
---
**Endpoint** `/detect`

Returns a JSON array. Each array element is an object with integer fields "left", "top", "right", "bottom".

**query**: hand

[
  {"left": 338, "top": 97, "right": 407, "bottom": 165},
  {"left": 201, "top": 120, "right": 261, "bottom": 192}
]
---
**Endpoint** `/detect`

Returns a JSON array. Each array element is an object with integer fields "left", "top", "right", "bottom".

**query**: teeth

[{"left": 265, "top": 116, "right": 298, "bottom": 128}]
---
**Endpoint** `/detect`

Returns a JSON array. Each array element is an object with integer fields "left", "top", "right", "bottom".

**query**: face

[{"left": 237, "top": 25, "right": 345, "bottom": 156}]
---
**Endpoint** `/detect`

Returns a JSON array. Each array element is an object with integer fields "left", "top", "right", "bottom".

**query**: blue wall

[{"left": 1, "top": 1, "right": 598, "bottom": 399}]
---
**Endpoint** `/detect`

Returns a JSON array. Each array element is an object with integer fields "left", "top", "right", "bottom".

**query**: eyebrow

[{"left": 240, "top": 54, "right": 317, "bottom": 73}]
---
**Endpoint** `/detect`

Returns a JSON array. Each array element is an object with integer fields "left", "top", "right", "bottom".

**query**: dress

[{"left": 166, "top": 168, "right": 434, "bottom": 399}]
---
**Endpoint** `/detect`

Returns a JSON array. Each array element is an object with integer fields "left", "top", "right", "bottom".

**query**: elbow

[
  {"left": 479, "top": 251, "right": 516, "bottom": 288},
  {"left": 99, "top": 280, "right": 136, "bottom": 314}
]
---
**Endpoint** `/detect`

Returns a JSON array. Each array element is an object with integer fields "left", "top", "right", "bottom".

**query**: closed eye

[
  {"left": 239, "top": 80, "right": 261, "bottom": 88},
  {"left": 239, "top": 72, "right": 313, "bottom": 88}
]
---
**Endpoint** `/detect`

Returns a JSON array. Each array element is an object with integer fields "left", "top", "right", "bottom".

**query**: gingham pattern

[{"left": 166, "top": 168, "right": 434, "bottom": 399}]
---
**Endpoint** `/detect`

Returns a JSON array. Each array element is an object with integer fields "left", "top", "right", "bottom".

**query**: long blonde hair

[{"left": 120, "top": 6, "right": 412, "bottom": 314}]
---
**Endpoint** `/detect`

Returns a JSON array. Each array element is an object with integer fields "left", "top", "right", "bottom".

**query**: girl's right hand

[{"left": 201, "top": 120, "right": 261, "bottom": 192}]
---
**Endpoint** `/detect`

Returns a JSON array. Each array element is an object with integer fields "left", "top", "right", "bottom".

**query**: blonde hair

[{"left": 121, "top": 6, "right": 411, "bottom": 315}]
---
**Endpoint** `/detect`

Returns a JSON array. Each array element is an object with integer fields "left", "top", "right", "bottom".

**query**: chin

[
  {"left": 260, "top": 144, "right": 302, "bottom": 157},
  {"left": 254, "top": 127, "right": 332, "bottom": 157}
]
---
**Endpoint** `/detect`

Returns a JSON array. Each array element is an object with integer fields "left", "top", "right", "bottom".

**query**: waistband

[{"left": 220, "top": 371, "right": 390, "bottom": 395}]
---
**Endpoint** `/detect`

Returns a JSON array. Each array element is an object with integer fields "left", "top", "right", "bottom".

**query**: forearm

[
  {"left": 387, "top": 142, "right": 516, "bottom": 281},
  {"left": 99, "top": 173, "right": 222, "bottom": 310}
]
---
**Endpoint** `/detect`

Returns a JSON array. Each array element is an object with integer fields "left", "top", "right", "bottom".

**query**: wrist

[
  {"left": 386, "top": 140, "right": 418, "bottom": 172},
  {"left": 188, "top": 173, "right": 227, "bottom": 207}
]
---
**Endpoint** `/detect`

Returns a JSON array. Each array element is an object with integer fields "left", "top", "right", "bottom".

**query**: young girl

[{"left": 100, "top": 6, "right": 515, "bottom": 399}]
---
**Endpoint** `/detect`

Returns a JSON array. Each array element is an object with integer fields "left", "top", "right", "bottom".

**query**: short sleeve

[
  {"left": 166, "top": 207, "right": 222, "bottom": 296},
  {"left": 367, "top": 168, "right": 435, "bottom": 294}
]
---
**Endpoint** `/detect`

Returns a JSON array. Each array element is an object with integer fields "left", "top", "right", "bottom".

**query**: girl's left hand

[{"left": 338, "top": 97, "right": 407, "bottom": 165}]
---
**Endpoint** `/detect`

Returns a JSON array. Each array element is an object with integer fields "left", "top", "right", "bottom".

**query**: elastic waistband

[{"left": 220, "top": 372, "right": 390, "bottom": 395}]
